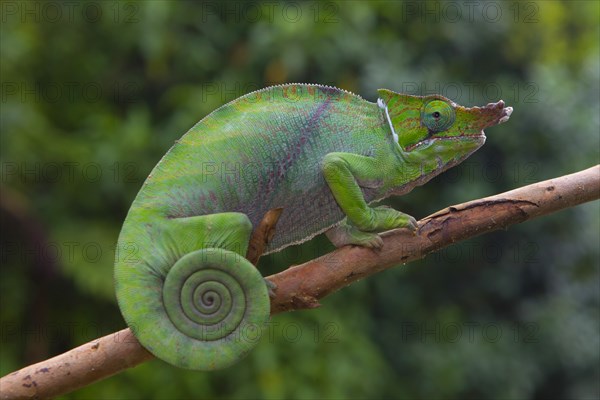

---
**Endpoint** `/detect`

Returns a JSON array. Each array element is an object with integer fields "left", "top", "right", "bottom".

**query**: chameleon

[{"left": 115, "top": 83, "right": 512, "bottom": 370}]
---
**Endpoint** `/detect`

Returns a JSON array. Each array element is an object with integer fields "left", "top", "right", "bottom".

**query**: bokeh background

[{"left": 1, "top": 1, "right": 599, "bottom": 399}]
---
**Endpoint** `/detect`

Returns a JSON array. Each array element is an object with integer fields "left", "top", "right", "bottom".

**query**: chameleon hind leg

[
  {"left": 117, "top": 212, "right": 270, "bottom": 370},
  {"left": 162, "top": 212, "right": 254, "bottom": 257}
]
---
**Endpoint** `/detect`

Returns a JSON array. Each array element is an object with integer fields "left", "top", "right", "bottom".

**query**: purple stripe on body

[{"left": 260, "top": 98, "right": 331, "bottom": 200}]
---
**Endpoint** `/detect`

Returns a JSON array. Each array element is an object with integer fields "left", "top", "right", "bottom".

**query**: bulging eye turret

[{"left": 421, "top": 100, "right": 455, "bottom": 132}]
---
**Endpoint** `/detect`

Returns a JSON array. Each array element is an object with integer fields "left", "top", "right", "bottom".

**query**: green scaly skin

[{"left": 114, "top": 84, "right": 512, "bottom": 370}]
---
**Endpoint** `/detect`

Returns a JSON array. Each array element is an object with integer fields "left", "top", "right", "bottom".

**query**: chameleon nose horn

[
  {"left": 498, "top": 103, "right": 513, "bottom": 124},
  {"left": 481, "top": 100, "right": 513, "bottom": 126},
  {"left": 485, "top": 100, "right": 505, "bottom": 109}
]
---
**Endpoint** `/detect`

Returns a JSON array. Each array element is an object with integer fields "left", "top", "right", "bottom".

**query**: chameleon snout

[
  {"left": 469, "top": 100, "right": 513, "bottom": 130},
  {"left": 484, "top": 100, "right": 513, "bottom": 126}
]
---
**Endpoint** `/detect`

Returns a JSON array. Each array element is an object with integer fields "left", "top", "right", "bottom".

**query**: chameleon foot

[
  {"left": 326, "top": 220, "right": 384, "bottom": 249},
  {"left": 369, "top": 206, "right": 418, "bottom": 233}
]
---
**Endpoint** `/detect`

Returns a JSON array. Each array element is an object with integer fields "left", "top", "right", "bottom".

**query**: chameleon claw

[
  {"left": 363, "top": 234, "right": 384, "bottom": 249},
  {"left": 407, "top": 216, "right": 419, "bottom": 233},
  {"left": 264, "top": 278, "right": 277, "bottom": 299}
]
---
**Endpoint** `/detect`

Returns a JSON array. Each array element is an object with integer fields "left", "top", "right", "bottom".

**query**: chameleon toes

[
  {"left": 407, "top": 216, "right": 419, "bottom": 233},
  {"left": 362, "top": 234, "right": 384, "bottom": 249},
  {"left": 264, "top": 278, "right": 277, "bottom": 299}
]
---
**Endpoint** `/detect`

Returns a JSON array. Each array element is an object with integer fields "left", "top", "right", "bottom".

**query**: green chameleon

[{"left": 115, "top": 83, "right": 512, "bottom": 370}]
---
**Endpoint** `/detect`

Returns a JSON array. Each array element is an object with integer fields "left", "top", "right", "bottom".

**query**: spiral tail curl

[{"left": 155, "top": 248, "right": 270, "bottom": 370}]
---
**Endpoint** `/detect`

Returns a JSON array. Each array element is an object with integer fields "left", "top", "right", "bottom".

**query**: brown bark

[
  {"left": 1, "top": 165, "right": 598, "bottom": 399},
  {"left": 0, "top": 329, "right": 153, "bottom": 400}
]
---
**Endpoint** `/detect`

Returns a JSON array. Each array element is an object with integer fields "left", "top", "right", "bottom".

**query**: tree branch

[{"left": 1, "top": 165, "right": 598, "bottom": 400}]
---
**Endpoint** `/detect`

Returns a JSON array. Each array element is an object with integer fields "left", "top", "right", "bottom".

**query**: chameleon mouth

[{"left": 405, "top": 134, "right": 485, "bottom": 152}]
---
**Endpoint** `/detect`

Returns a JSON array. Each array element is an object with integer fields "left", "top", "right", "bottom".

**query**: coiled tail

[{"left": 118, "top": 248, "right": 270, "bottom": 370}]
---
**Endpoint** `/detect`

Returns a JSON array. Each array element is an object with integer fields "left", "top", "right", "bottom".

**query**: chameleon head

[{"left": 377, "top": 89, "right": 512, "bottom": 164}]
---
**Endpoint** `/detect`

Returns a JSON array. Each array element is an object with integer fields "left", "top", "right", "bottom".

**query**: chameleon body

[{"left": 115, "top": 84, "right": 512, "bottom": 370}]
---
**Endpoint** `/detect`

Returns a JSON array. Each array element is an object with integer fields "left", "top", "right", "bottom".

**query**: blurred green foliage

[{"left": 1, "top": 1, "right": 599, "bottom": 399}]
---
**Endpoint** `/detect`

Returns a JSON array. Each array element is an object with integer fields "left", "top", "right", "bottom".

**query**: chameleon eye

[{"left": 422, "top": 100, "right": 455, "bottom": 132}]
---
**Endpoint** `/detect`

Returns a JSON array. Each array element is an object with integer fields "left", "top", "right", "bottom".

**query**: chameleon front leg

[{"left": 321, "top": 152, "right": 417, "bottom": 248}]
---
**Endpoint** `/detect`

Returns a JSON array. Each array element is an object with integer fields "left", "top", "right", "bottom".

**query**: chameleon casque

[{"left": 115, "top": 83, "right": 512, "bottom": 370}]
